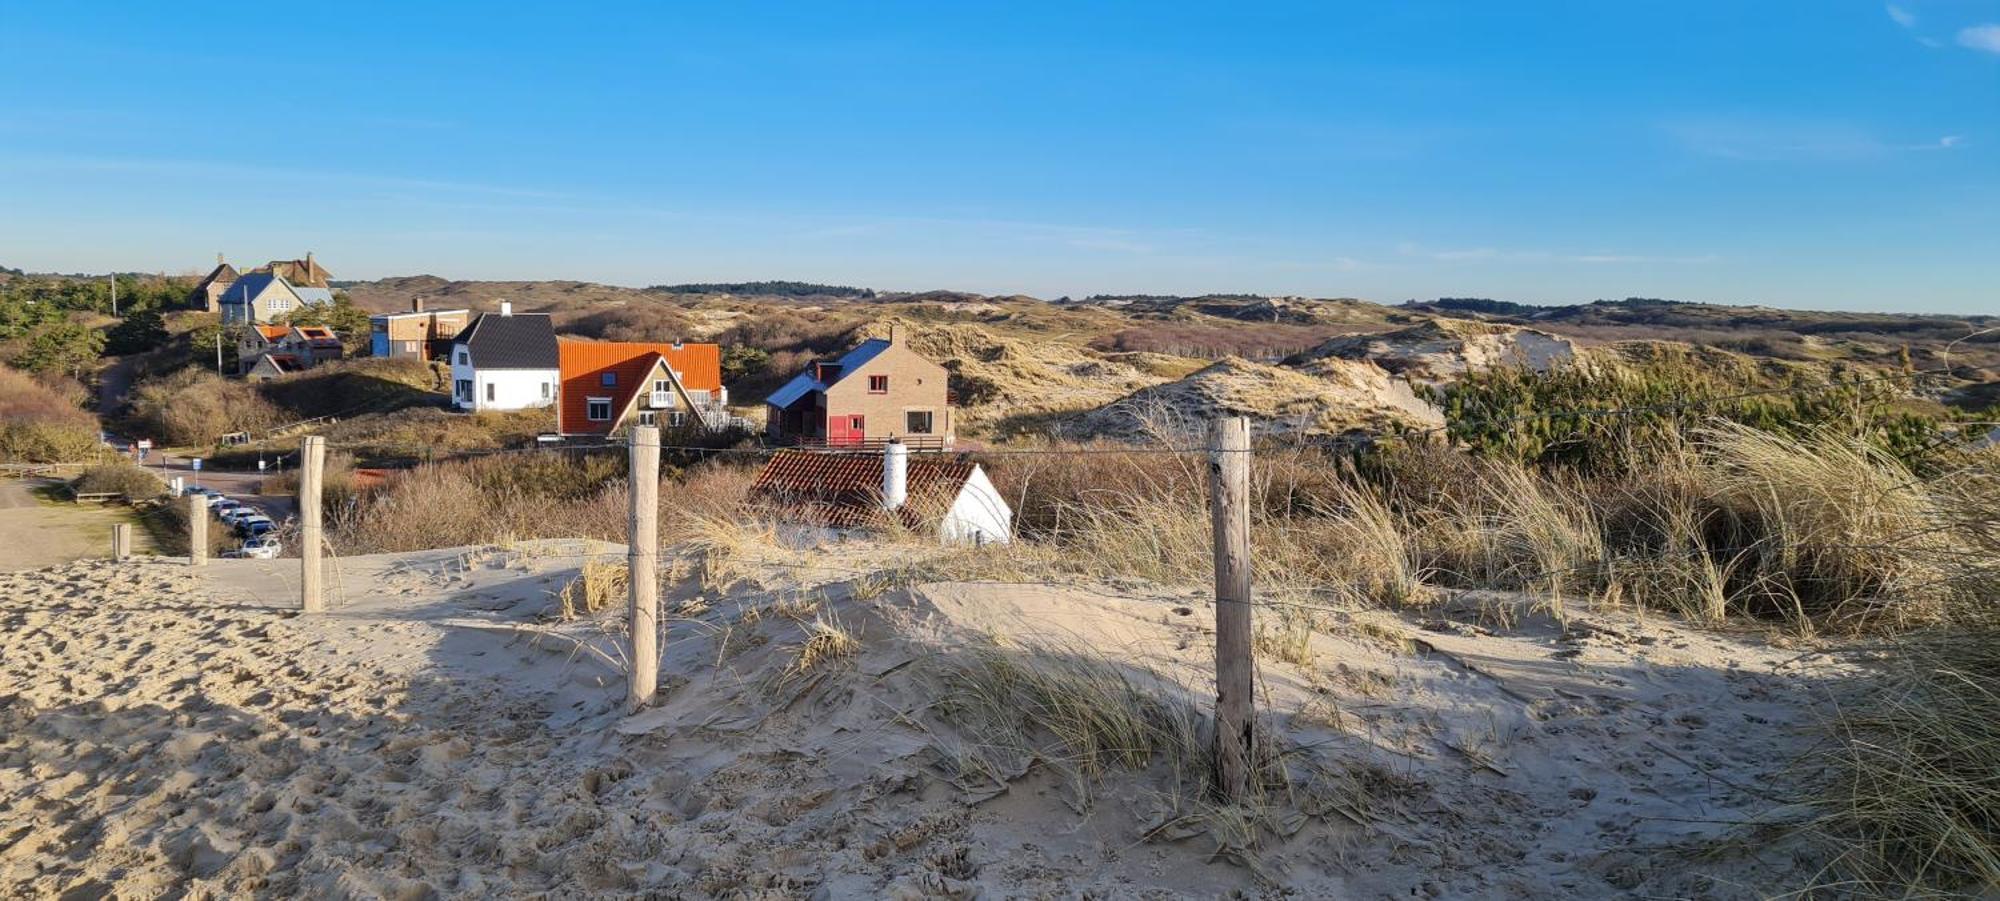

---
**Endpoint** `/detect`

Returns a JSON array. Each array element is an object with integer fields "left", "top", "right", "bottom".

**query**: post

[
  {"left": 300, "top": 435, "right": 326, "bottom": 613},
  {"left": 189, "top": 494, "right": 208, "bottom": 566},
  {"left": 627, "top": 426, "right": 662, "bottom": 712},
  {"left": 112, "top": 523, "right": 131, "bottom": 560},
  {"left": 1208, "top": 415, "right": 1253, "bottom": 802}
]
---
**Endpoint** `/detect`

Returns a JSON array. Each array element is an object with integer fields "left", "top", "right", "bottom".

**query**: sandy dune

[{"left": 1, "top": 543, "right": 1843, "bottom": 897}]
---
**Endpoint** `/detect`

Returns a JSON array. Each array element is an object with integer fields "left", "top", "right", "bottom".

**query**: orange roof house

[{"left": 556, "top": 340, "right": 726, "bottom": 436}]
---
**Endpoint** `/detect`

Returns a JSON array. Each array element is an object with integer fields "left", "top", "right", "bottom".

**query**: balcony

[{"left": 646, "top": 391, "right": 677, "bottom": 409}]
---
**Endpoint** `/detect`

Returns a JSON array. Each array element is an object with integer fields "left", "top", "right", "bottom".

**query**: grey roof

[
  {"left": 765, "top": 338, "right": 891, "bottom": 409},
  {"left": 220, "top": 272, "right": 286, "bottom": 306},
  {"left": 293, "top": 286, "right": 335, "bottom": 306},
  {"left": 455, "top": 312, "right": 558, "bottom": 370}
]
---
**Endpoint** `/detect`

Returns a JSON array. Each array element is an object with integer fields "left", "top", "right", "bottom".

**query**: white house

[
  {"left": 449, "top": 302, "right": 560, "bottom": 412},
  {"left": 747, "top": 441, "right": 1012, "bottom": 545}
]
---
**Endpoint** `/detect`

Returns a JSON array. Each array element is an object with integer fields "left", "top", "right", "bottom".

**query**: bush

[
  {"left": 0, "top": 364, "right": 101, "bottom": 462},
  {"left": 125, "top": 368, "right": 283, "bottom": 446},
  {"left": 73, "top": 463, "right": 165, "bottom": 500}
]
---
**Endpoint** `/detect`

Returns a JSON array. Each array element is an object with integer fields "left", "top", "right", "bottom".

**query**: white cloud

[
  {"left": 1886, "top": 4, "right": 1916, "bottom": 29},
  {"left": 1958, "top": 24, "right": 2000, "bottom": 53}
]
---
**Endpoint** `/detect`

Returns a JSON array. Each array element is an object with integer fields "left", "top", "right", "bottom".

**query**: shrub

[
  {"left": 0, "top": 364, "right": 101, "bottom": 462},
  {"left": 126, "top": 368, "right": 283, "bottom": 446},
  {"left": 73, "top": 463, "right": 165, "bottom": 500}
]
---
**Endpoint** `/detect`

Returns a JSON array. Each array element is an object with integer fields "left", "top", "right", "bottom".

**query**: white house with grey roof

[{"left": 449, "top": 301, "right": 560, "bottom": 412}]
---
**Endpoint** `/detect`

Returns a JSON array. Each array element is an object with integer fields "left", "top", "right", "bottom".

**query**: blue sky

[{"left": 2, "top": 2, "right": 1995, "bottom": 313}]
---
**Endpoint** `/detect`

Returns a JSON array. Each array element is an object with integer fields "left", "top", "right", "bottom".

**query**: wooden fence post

[
  {"left": 628, "top": 426, "right": 662, "bottom": 713},
  {"left": 112, "top": 523, "right": 131, "bottom": 561},
  {"left": 189, "top": 494, "right": 208, "bottom": 566},
  {"left": 300, "top": 435, "right": 326, "bottom": 613},
  {"left": 1209, "top": 415, "right": 1253, "bottom": 802}
]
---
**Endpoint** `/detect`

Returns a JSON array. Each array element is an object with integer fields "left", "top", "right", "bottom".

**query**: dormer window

[{"left": 601, "top": 372, "right": 617, "bottom": 387}]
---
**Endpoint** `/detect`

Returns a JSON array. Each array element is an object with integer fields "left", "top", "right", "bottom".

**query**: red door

[{"left": 829, "top": 414, "right": 865, "bottom": 447}]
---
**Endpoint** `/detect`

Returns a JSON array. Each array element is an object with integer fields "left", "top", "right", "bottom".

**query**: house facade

[
  {"left": 236, "top": 324, "right": 344, "bottom": 374},
  {"left": 218, "top": 273, "right": 323, "bottom": 325},
  {"left": 556, "top": 340, "right": 727, "bottom": 437},
  {"left": 764, "top": 327, "right": 953, "bottom": 447},
  {"left": 449, "top": 302, "right": 559, "bottom": 412},
  {"left": 188, "top": 256, "right": 238, "bottom": 312},
  {"left": 244, "top": 353, "right": 303, "bottom": 382},
  {"left": 370, "top": 301, "right": 470, "bottom": 360}
]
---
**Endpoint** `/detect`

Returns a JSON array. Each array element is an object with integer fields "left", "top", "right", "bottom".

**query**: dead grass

[{"left": 556, "top": 559, "right": 628, "bottom": 620}]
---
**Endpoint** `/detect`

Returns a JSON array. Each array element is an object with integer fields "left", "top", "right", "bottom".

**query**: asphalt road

[{"left": 141, "top": 452, "right": 297, "bottom": 523}]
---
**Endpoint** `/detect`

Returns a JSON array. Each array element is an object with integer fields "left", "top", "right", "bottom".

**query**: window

[
  {"left": 850, "top": 415, "right": 865, "bottom": 431},
  {"left": 638, "top": 411, "right": 655, "bottom": 426},
  {"left": 541, "top": 381, "right": 552, "bottom": 400},
  {"left": 456, "top": 379, "right": 472, "bottom": 400},
  {"left": 403, "top": 340, "right": 419, "bottom": 353},
  {"left": 654, "top": 379, "right": 669, "bottom": 393},
  {"left": 457, "top": 350, "right": 469, "bottom": 365},
  {"left": 601, "top": 372, "right": 617, "bottom": 387},
  {"left": 587, "top": 397, "right": 612, "bottom": 421},
  {"left": 906, "top": 411, "right": 934, "bottom": 434},
  {"left": 668, "top": 411, "right": 687, "bottom": 427},
  {"left": 485, "top": 382, "right": 495, "bottom": 402},
  {"left": 868, "top": 375, "right": 889, "bottom": 393}
]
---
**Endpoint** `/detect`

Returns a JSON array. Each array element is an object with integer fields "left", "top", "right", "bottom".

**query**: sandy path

[{"left": 0, "top": 547, "right": 1849, "bottom": 898}]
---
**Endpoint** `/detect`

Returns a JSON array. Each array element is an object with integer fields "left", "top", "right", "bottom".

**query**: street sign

[
  {"left": 136, "top": 439, "right": 152, "bottom": 450},
  {"left": 192, "top": 458, "right": 203, "bottom": 471}
]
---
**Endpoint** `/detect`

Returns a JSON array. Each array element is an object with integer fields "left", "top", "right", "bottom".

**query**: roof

[
  {"left": 193, "top": 263, "right": 238, "bottom": 289},
  {"left": 220, "top": 272, "right": 290, "bottom": 306},
  {"left": 293, "top": 286, "right": 335, "bottom": 306},
  {"left": 252, "top": 353, "right": 303, "bottom": 373},
  {"left": 254, "top": 257, "right": 331, "bottom": 287},
  {"left": 765, "top": 338, "right": 891, "bottom": 409},
  {"left": 371, "top": 308, "right": 470, "bottom": 321},
  {"left": 556, "top": 340, "right": 723, "bottom": 435},
  {"left": 292, "top": 325, "right": 340, "bottom": 347},
  {"left": 749, "top": 449, "right": 975, "bottom": 529},
  {"left": 454, "top": 312, "right": 558, "bottom": 369},
  {"left": 253, "top": 325, "right": 291, "bottom": 341}
]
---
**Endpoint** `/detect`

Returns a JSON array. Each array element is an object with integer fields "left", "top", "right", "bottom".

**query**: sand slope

[{"left": 1, "top": 544, "right": 1844, "bottom": 898}]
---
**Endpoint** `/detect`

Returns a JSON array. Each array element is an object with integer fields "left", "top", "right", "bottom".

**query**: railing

[{"left": 778, "top": 434, "right": 951, "bottom": 452}]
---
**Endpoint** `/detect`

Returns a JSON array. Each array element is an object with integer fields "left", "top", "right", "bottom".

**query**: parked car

[
  {"left": 223, "top": 506, "right": 264, "bottom": 525},
  {"left": 235, "top": 515, "right": 275, "bottom": 536},
  {"left": 235, "top": 536, "right": 282, "bottom": 559},
  {"left": 209, "top": 498, "right": 242, "bottom": 515}
]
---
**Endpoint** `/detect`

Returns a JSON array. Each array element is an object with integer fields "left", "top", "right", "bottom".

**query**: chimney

[
  {"left": 887, "top": 323, "right": 898, "bottom": 345},
  {"left": 412, "top": 297, "right": 425, "bottom": 313},
  {"left": 882, "top": 439, "right": 908, "bottom": 511},
  {"left": 216, "top": 252, "right": 224, "bottom": 266},
  {"left": 305, "top": 251, "right": 314, "bottom": 274},
  {"left": 499, "top": 300, "right": 513, "bottom": 317}
]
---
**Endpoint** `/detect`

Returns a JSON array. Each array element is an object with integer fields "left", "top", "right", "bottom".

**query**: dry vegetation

[{"left": 0, "top": 364, "right": 101, "bottom": 462}]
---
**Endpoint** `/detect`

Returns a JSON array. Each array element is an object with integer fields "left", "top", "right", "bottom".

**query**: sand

[{"left": 0, "top": 542, "right": 1847, "bottom": 898}]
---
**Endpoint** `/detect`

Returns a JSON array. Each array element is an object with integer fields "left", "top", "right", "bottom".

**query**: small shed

[{"left": 749, "top": 443, "right": 1011, "bottom": 545}]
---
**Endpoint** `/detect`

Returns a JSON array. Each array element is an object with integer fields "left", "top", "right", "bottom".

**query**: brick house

[
  {"left": 556, "top": 340, "right": 726, "bottom": 437},
  {"left": 370, "top": 300, "right": 470, "bottom": 360},
  {"left": 764, "top": 327, "right": 953, "bottom": 447}
]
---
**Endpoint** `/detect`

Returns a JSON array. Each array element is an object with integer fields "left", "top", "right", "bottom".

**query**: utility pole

[{"left": 109, "top": 274, "right": 117, "bottom": 316}]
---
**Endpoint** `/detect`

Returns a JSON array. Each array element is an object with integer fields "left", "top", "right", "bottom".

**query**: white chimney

[
  {"left": 499, "top": 300, "right": 512, "bottom": 316},
  {"left": 882, "top": 439, "right": 908, "bottom": 511}
]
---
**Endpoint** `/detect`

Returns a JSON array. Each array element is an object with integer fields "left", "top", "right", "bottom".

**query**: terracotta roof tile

[
  {"left": 749, "top": 449, "right": 973, "bottom": 528},
  {"left": 557, "top": 340, "right": 722, "bottom": 435}
]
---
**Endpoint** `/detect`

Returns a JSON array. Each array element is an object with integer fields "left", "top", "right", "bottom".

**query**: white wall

[
  {"left": 940, "top": 466, "right": 1012, "bottom": 545},
  {"left": 452, "top": 353, "right": 556, "bottom": 412}
]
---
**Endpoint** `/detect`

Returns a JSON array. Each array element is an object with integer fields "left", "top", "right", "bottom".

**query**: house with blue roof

[
  {"left": 764, "top": 326, "right": 954, "bottom": 448},
  {"left": 218, "top": 272, "right": 331, "bottom": 325}
]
